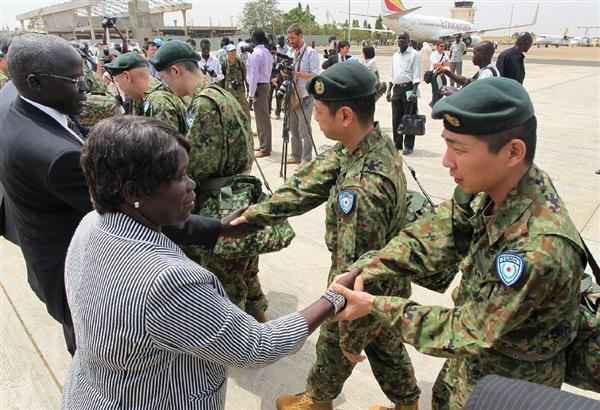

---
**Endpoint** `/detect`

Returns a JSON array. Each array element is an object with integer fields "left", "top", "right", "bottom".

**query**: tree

[
  {"left": 375, "top": 16, "right": 383, "bottom": 30},
  {"left": 282, "top": 3, "right": 317, "bottom": 34},
  {"left": 362, "top": 19, "right": 368, "bottom": 29},
  {"left": 240, "top": 0, "right": 282, "bottom": 32}
]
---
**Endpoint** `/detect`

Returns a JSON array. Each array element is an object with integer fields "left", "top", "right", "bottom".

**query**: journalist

[
  {"left": 198, "top": 39, "right": 224, "bottom": 83},
  {"left": 247, "top": 29, "right": 274, "bottom": 157}
]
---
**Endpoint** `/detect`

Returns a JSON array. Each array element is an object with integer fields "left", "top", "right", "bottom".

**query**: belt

[
  {"left": 394, "top": 82, "right": 413, "bottom": 88},
  {"left": 492, "top": 342, "right": 559, "bottom": 363}
]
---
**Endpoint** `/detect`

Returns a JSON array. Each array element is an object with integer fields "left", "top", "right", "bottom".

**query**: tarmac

[{"left": 1, "top": 45, "right": 599, "bottom": 409}]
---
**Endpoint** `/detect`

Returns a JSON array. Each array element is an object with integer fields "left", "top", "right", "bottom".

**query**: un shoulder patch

[
  {"left": 338, "top": 190, "right": 355, "bottom": 214},
  {"left": 495, "top": 252, "right": 525, "bottom": 287},
  {"left": 186, "top": 111, "right": 195, "bottom": 128},
  {"left": 143, "top": 100, "right": 150, "bottom": 114}
]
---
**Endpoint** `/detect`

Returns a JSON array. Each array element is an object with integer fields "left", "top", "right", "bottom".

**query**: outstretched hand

[
  {"left": 220, "top": 207, "right": 262, "bottom": 238},
  {"left": 330, "top": 270, "right": 375, "bottom": 322}
]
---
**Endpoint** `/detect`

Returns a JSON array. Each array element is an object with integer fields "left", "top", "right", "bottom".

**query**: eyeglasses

[{"left": 34, "top": 73, "right": 86, "bottom": 85}]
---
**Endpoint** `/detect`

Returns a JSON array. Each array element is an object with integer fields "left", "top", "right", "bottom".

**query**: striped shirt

[{"left": 63, "top": 211, "right": 308, "bottom": 409}]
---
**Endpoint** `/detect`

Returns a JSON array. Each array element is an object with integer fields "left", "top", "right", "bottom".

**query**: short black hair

[
  {"left": 321, "top": 94, "right": 376, "bottom": 127},
  {"left": 253, "top": 29, "right": 268, "bottom": 45},
  {"left": 338, "top": 40, "right": 350, "bottom": 49},
  {"left": 362, "top": 45, "right": 375, "bottom": 59},
  {"left": 477, "top": 40, "right": 495, "bottom": 59},
  {"left": 143, "top": 41, "right": 156, "bottom": 51},
  {"left": 221, "top": 37, "right": 230, "bottom": 45},
  {"left": 81, "top": 116, "right": 191, "bottom": 214},
  {"left": 200, "top": 39, "right": 211, "bottom": 47},
  {"left": 186, "top": 39, "right": 196, "bottom": 47},
  {"left": 478, "top": 116, "right": 537, "bottom": 164}
]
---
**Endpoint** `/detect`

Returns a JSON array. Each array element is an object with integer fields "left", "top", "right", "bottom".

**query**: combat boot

[
  {"left": 276, "top": 392, "right": 333, "bottom": 410},
  {"left": 368, "top": 398, "right": 420, "bottom": 410}
]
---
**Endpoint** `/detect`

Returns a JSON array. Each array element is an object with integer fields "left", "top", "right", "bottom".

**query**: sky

[{"left": 1, "top": 0, "right": 599, "bottom": 37}]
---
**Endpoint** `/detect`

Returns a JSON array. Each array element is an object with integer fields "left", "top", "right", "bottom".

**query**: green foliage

[
  {"left": 240, "top": 0, "right": 283, "bottom": 32},
  {"left": 281, "top": 2, "right": 318, "bottom": 34}
]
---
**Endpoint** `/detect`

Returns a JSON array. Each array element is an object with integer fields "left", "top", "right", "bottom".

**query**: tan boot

[
  {"left": 254, "top": 312, "right": 269, "bottom": 323},
  {"left": 276, "top": 392, "right": 333, "bottom": 410},
  {"left": 368, "top": 399, "right": 419, "bottom": 410}
]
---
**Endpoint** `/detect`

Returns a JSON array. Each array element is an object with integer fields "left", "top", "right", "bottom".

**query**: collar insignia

[
  {"left": 443, "top": 113, "right": 461, "bottom": 127},
  {"left": 495, "top": 252, "right": 525, "bottom": 287},
  {"left": 314, "top": 80, "right": 325, "bottom": 95}
]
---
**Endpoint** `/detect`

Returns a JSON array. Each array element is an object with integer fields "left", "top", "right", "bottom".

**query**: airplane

[
  {"left": 340, "top": 0, "right": 539, "bottom": 48},
  {"left": 534, "top": 28, "right": 570, "bottom": 47}
]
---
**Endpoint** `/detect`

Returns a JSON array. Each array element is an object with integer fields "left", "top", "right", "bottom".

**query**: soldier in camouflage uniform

[
  {"left": 104, "top": 53, "right": 187, "bottom": 133},
  {"left": 77, "top": 49, "right": 121, "bottom": 127},
  {"left": 220, "top": 44, "right": 250, "bottom": 119},
  {"left": 232, "top": 63, "right": 420, "bottom": 410},
  {"left": 332, "top": 78, "right": 587, "bottom": 410},
  {"left": 0, "top": 36, "right": 13, "bottom": 90},
  {"left": 149, "top": 40, "right": 269, "bottom": 321}
]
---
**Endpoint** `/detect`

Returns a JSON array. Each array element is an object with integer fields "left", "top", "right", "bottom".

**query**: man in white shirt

[
  {"left": 436, "top": 41, "right": 498, "bottom": 96},
  {"left": 198, "top": 39, "right": 224, "bottom": 83},
  {"left": 449, "top": 34, "right": 467, "bottom": 87},
  {"left": 386, "top": 32, "right": 421, "bottom": 155},
  {"left": 285, "top": 24, "right": 320, "bottom": 165},
  {"left": 428, "top": 41, "right": 450, "bottom": 107}
]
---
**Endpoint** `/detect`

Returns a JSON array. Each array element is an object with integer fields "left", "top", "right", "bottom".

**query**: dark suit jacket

[
  {"left": 322, "top": 54, "right": 352, "bottom": 70},
  {"left": 0, "top": 94, "right": 221, "bottom": 326}
]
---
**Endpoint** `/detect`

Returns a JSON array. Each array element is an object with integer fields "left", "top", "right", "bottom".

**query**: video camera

[{"left": 101, "top": 16, "right": 117, "bottom": 30}]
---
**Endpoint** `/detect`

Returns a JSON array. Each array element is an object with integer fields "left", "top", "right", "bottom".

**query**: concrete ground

[{"left": 1, "top": 46, "right": 599, "bottom": 409}]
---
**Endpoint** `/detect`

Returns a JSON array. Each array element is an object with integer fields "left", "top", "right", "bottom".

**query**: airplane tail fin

[
  {"left": 563, "top": 27, "right": 569, "bottom": 40},
  {"left": 382, "top": 0, "right": 407, "bottom": 15}
]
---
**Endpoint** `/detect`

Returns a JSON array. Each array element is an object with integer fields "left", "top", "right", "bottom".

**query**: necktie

[{"left": 67, "top": 116, "right": 85, "bottom": 140}]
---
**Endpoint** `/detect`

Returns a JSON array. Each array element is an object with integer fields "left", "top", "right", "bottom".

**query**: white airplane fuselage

[
  {"left": 535, "top": 35, "right": 567, "bottom": 47},
  {"left": 382, "top": 13, "right": 481, "bottom": 46}
]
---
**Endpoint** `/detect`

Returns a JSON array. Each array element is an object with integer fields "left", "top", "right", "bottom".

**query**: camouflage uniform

[
  {"left": 243, "top": 124, "right": 420, "bottom": 405},
  {"left": 129, "top": 79, "right": 188, "bottom": 134},
  {"left": 220, "top": 56, "right": 251, "bottom": 119},
  {"left": 354, "top": 164, "right": 586, "bottom": 409},
  {"left": 79, "top": 67, "right": 121, "bottom": 127},
  {"left": 0, "top": 70, "right": 10, "bottom": 90},
  {"left": 181, "top": 77, "right": 267, "bottom": 317}
]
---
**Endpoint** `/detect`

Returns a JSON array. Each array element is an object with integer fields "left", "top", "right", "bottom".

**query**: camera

[
  {"left": 201, "top": 65, "right": 216, "bottom": 77},
  {"left": 101, "top": 16, "right": 117, "bottom": 29},
  {"left": 230, "top": 79, "right": 242, "bottom": 91},
  {"left": 240, "top": 44, "right": 253, "bottom": 54}
]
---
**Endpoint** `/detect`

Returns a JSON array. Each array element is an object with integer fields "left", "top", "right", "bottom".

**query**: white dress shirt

[
  {"left": 429, "top": 50, "right": 450, "bottom": 71},
  {"left": 288, "top": 43, "right": 320, "bottom": 99},
  {"left": 476, "top": 63, "right": 499, "bottom": 80},
  {"left": 390, "top": 47, "right": 421, "bottom": 85},
  {"left": 198, "top": 55, "right": 225, "bottom": 83},
  {"left": 20, "top": 96, "right": 84, "bottom": 145}
]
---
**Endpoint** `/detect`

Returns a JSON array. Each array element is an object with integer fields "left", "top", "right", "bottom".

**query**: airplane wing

[{"left": 474, "top": 3, "right": 539, "bottom": 35}]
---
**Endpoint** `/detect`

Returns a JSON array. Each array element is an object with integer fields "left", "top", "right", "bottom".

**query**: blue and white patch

[
  {"left": 186, "top": 111, "right": 195, "bottom": 128},
  {"left": 338, "top": 190, "right": 355, "bottom": 214},
  {"left": 143, "top": 100, "right": 150, "bottom": 114},
  {"left": 495, "top": 252, "right": 525, "bottom": 287}
]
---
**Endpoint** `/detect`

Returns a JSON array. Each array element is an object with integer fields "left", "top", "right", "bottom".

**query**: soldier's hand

[
  {"left": 331, "top": 275, "right": 375, "bottom": 322},
  {"left": 342, "top": 349, "right": 366, "bottom": 363},
  {"left": 331, "top": 267, "right": 363, "bottom": 290},
  {"left": 220, "top": 207, "right": 262, "bottom": 238}
]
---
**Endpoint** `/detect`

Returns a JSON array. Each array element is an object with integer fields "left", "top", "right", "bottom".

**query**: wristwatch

[{"left": 321, "top": 288, "right": 346, "bottom": 315}]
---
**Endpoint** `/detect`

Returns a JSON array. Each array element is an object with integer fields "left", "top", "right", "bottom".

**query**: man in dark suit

[
  {"left": 322, "top": 40, "right": 352, "bottom": 70},
  {"left": 0, "top": 34, "right": 250, "bottom": 355}
]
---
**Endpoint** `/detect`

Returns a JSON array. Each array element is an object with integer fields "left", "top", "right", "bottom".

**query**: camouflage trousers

[
  {"left": 305, "top": 319, "right": 421, "bottom": 405},
  {"left": 432, "top": 349, "right": 566, "bottom": 410},
  {"left": 190, "top": 251, "right": 268, "bottom": 318}
]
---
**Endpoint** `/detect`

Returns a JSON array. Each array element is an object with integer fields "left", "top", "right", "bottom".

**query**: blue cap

[{"left": 153, "top": 38, "right": 164, "bottom": 47}]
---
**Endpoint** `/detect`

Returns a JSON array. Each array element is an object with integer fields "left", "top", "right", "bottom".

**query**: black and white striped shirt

[{"left": 63, "top": 212, "right": 308, "bottom": 409}]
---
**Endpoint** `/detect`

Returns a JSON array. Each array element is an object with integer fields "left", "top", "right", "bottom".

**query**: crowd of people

[{"left": 0, "top": 23, "right": 598, "bottom": 410}]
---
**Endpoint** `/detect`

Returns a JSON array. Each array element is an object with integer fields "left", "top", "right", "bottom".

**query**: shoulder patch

[
  {"left": 143, "top": 100, "right": 150, "bottom": 114},
  {"left": 186, "top": 110, "right": 195, "bottom": 128},
  {"left": 495, "top": 252, "right": 525, "bottom": 287},
  {"left": 338, "top": 189, "right": 356, "bottom": 214}
]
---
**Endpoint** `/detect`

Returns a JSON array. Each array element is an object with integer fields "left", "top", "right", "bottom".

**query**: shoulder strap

[
  {"left": 438, "top": 52, "right": 445, "bottom": 63},
  {"left": 482, "top": 66, "right": 499, "bottom": 76},
  {"left": 581, "top": 236, "right": 600, "bottom": 283}
]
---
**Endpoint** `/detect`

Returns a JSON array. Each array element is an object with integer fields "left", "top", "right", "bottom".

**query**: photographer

[
  {"left": 221, "top": 44, "right": 250, "bottom": 119},
  {"left": 198, "top": 39, "right": 224, "bottom": 83},
  {"left": 247, "top": 29, "right": 273, "bottom": 157},
  {"left": 285, "top": 24, "right": 320, "bottom": 165},
  {"left": 143, "top": 40, "right": 161, "bottom": 79},
  {"left": 270, "top": 36, "right": 291, "bottom": 120}
]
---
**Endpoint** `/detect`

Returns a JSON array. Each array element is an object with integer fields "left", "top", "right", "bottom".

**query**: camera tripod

[{"left": 278, "top": 74, "right": 318, "bottom": 181}]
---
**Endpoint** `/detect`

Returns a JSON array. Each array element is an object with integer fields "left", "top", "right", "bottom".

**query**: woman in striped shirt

[{"left": 63, "top": 116, "right": 356, "bottom": 409}]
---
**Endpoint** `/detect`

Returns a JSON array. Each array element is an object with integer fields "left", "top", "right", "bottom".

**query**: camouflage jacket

[
  {"left": 130, "top": 79, "right": 187, "bottom": 134},
  {"left": 186, "top": 76, "right": 253, "bottom": 189},
  {"left": 244, "top": 124, "right": 409, "bottom": 353},
  {"left": 79, "top": 67, "right": 121, "bottom": 126},
  {"left": 355, "top": 164, "right": 586, "bottom": 364},
  {"left": 83, "top": 67, "right": 109, "bottom": 95},
  {"left": 220, "top": 57, "right": 250, "bottom": 117},
  {"left": 0, "top": 70, "right": 10, "bottom": 90}
]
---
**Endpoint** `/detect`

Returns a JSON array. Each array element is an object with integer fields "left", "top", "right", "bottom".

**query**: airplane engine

[{"left": 465, "top": 35, "right": 481, "bottom": 47}]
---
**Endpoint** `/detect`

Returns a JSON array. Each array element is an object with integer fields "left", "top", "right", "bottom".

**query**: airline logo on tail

[{"left": 383, "top": 0, "right": 407, "bottom": 13}]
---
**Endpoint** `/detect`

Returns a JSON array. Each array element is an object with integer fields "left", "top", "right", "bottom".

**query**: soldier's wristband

[{"left": 321, "top": 289, "right": 346, "bottom": 316}]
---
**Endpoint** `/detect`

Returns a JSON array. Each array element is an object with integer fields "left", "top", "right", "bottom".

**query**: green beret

[
  {"left": 148, "top": 40, "right": 200, "bottom": 72},
  {"left": 432, "top": 77, "right": 534, "bottom": 135},
  {"left": 307, "top": 62, "right": 376, "bottom": 101},
  {"left": 103, "top": 53, "right": 148, "bottom": 75}
]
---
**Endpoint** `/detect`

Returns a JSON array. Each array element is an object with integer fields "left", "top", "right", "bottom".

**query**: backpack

[{"left": 564, "top": 240, "right": 600, "bottom": 393}]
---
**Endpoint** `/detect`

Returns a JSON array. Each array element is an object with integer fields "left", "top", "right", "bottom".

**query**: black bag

[{"left": 399, "top": 102, "right": 426, "bottom": 136}]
